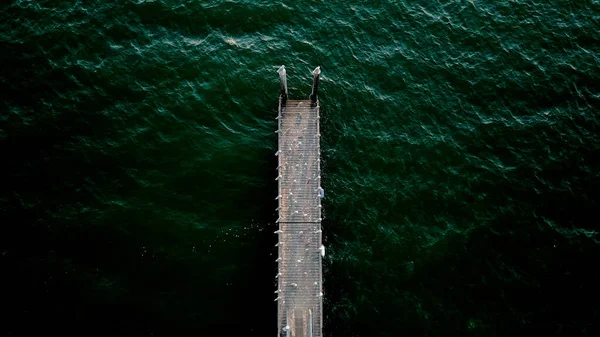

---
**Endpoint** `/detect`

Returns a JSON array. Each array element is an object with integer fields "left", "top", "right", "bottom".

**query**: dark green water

[{"left": 2, "top": 0, "right": 600, "bottom": 336}]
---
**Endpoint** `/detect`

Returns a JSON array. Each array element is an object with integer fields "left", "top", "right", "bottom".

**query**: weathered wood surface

[{"left": 276, "top": 99, "right": 323, "bottom": 337}]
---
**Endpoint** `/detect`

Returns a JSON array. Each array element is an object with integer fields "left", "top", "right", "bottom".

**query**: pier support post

[
  {"left": 278, "top": 65, "right": 288, "bottom": 104},
  {"left": 310, "top": 66, "right": 321, "bottom": 106}
]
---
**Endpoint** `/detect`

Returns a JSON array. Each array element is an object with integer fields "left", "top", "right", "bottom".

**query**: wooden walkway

[{"left": 276, "top": 98, "right": 323, "bottom": 337}]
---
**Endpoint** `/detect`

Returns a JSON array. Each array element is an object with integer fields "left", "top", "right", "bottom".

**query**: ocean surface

[{"left": 2, "top": 0, "right": 600, "bottom": 336}]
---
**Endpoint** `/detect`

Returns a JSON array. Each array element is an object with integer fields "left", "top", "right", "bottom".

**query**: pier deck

[{"left": 276, "top": 98, "right": 323, "bottom": 337}]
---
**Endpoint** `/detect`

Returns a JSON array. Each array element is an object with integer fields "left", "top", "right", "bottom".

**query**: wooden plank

[{"left": 276, "top": 98, "right": 323, "bottom": 337}]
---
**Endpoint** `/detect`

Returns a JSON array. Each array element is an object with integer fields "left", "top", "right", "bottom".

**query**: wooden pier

[{"left": 275, "top": 66, "right": 323, "bottom": 337}]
